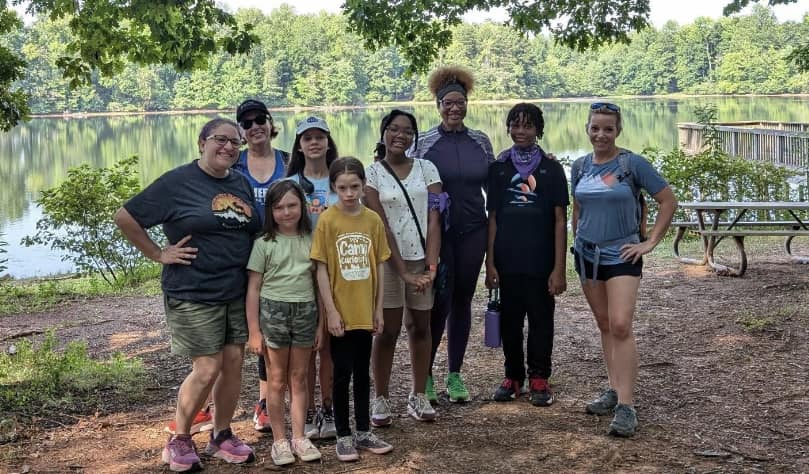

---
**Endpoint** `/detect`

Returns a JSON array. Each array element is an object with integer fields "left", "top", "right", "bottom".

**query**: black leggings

[
  {"left": 330, "top": 330, "right": 372, "bottom": 437},
  {"left": 430, "top": 225, "right": 487, "bottom": 374}
]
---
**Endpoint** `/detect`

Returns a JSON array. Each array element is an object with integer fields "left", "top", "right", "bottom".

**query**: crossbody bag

[
  {"left": 378, "top": 159, "right": 427, "bottom": 251},
  {"left": 378, "top": 159, "right": 449, "bottom": 295}
]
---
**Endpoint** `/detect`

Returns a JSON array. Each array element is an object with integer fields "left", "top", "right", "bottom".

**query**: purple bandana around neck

[{"left": 500, "top": 144, "right": 543, "bottom": 180}]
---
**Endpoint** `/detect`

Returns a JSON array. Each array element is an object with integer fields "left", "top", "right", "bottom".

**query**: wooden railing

[{"left": 678, "top": 121, "right": 809, "bottom": 169}]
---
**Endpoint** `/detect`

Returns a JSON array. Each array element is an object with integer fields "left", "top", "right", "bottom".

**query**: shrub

[
  {"left": 21, "top": 156, "right": 154, "bottom": 285},
  {"left": 644, "top": 105, "right": 800, "bottom": 222},
  {"left": 0, "top": 331, "right": 144, "bottom": 414}
]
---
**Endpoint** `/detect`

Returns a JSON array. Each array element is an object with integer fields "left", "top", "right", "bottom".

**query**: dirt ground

[{"left": 2, "top": 242, "right": 808, "bottom": 473}]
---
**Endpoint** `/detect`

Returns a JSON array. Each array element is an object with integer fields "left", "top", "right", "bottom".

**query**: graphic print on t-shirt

[
  {"left": 308, "top": 191, "right": 327, "bottom": 215},
  {"left": 211, "top": 193, "right": 253, "bottom": 229},
  {"left": 576, "top": 170, "right": 619, "bottom": 196},
  {"left": 336, "top": 232, "right": 371, "bottom": 281},
  {"left": 253, "top": 186, "right": 268, "bottom": 212},
  {"left": 507, "top": 173, "right": 538, "bottom": 204}
]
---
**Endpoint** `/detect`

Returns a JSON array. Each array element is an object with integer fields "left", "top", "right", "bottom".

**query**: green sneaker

[
  {"left": 425, "top": 375, "right": 438, "bottom": 402},
  {"left": 445, "top": 372, "right": 469, "bottom": 403}
]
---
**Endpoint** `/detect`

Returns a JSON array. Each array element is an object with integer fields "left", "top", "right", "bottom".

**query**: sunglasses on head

[
  {"left": 240, "top": 115, "right": 269, "bottom": 130},
  {"left": 590, "top": 102, "right": 620, "bottom": 113}
]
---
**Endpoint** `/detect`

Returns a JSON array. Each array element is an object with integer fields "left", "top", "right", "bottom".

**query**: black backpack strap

[{"left": 378, "top": 160, "right": 427, "bottom": 253}]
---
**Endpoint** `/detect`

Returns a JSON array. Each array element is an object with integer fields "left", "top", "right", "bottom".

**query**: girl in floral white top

[{"left": 364, "top": 109, "right": 444, "bottom": 425}]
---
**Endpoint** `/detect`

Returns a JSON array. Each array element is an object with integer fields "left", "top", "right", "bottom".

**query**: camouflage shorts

[
  {"left": 259, "top": 298, "right": 318, "bottom": 349},
  {"left": 164, "top": 296, "right": 248, "bottom": 357}
]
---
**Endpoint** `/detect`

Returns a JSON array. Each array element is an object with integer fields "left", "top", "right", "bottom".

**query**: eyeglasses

[
  {"left": 240, "top": 115, "right": 269, "bottom": 130},
  {"left": 590, "top": 102, "right": 621, "bottom": 113},
  {"left": 205, "top": 134, "right": 243, "bottom": 147},
  {"left": 385, "top": 126, "right": 415, "bottom": 137},
  {"left": 439, "top": 99, "right": 467, "bottom": 109}
]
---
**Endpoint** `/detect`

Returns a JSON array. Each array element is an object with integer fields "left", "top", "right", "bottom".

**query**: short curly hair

[{"left": 427, "top": 66, "right": 475, "bottom": 98}]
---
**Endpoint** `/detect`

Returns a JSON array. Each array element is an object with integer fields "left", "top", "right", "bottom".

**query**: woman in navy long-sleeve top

[{"left": 411, "top": 66, "right": 494, "bottom": 403}]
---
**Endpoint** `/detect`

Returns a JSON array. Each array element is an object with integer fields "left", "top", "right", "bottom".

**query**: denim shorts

[
  {"left": 164, "top": 296, "right": 248, "bottom": 357},
  {"left": 260, "top": 298, "right": 318, "bottom": 349}
]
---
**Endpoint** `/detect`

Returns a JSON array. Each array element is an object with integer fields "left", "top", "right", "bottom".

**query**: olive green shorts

[
  {"left": 164, "top": 296, "right": 248, "bottom": 357},
  {"left": 260, "top": 298, "right": 318, "bottom": 349}
]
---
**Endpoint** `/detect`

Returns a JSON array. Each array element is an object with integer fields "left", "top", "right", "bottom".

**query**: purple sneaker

[
  {"left": 162, "top": 435, "right": 202, "bottom": 472},
  {"left": 205, "top": 428, "right": 255, "bottom": 464}
]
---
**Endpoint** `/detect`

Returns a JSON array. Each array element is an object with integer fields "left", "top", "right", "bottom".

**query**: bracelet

[{"left": 425, "top": 264, "right": 437, "bottom": 272}]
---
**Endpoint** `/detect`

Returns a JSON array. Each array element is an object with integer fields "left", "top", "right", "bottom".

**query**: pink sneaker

[
  {"left": 162, "top": 435, "right": 202, "bottom": 472},
  {"left": 205, "top": 428, "right": 255, "bottom": 464}
]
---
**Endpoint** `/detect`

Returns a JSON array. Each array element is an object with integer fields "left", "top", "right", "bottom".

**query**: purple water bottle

[{"left": 484, "top": 288, "right": 501, "bottom": 348}]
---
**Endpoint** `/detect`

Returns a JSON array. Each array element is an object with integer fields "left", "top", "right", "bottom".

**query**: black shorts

[{"left": 573, "top": 249, "right": 643, "bottom": 281}]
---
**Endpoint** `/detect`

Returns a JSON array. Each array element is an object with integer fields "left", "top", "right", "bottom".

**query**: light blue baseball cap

[{"left": 295, "top": 116, "right": 330, "bottom": 135}]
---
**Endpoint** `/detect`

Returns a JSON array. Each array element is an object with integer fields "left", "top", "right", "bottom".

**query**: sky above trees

[{"left": 222, "top": 0, "right": 807, "bottom": 26}]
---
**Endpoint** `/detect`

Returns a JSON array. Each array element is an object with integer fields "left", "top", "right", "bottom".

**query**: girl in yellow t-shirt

[
  {"left": 245, "top": 180, "right": 322, "bottom": 466},
  {"left": 310, "top": 156, "right": 393, "bottom": 462}
]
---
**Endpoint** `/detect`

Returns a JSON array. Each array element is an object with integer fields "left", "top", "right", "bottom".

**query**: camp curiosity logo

[{"left": 211, "top": 193, "right": 253, "bottom": 229}]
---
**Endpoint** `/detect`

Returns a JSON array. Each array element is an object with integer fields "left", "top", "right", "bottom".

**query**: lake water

[{"left": 2, "top": 97, "right": 808, "bottom": 278}]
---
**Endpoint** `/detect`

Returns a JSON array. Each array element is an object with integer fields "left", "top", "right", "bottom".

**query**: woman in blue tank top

[
  {"left": 232, "top": 99, "right": 289, "bottom": 224},
  {"left": 233, "top": 99, "right": 289, "bottom": 432}
]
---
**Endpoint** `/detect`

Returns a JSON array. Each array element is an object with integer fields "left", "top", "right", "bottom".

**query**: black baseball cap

[{"left": 236, "top": 99, "right": 271, "bottom": 122}]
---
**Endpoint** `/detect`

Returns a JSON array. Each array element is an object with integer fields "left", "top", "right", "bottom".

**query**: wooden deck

[{"left": 678, "top": 121, "right": 809, "bottom": 169}]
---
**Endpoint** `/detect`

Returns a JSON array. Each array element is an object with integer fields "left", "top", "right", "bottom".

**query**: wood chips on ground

[{"left": 1, "top": 246, "right": 808, "bottom": 473}]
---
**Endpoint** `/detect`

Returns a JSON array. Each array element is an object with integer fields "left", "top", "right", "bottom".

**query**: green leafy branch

[{"left": 21, "top": 156, "right": 154, "bottom": 286}]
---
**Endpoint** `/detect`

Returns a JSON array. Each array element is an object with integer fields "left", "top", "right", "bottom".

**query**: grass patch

[
  {"left": 736, "top": 313, "right": 776, "bottom": 331},
  {"left": 0, "top": 332, "right": 145, "bottom": 417},
  {"left": 0, "top": 263, "right": 161, "bottom": 316},
  {"left": 735, "top": 303, "right": 807, "bottom": 332}
]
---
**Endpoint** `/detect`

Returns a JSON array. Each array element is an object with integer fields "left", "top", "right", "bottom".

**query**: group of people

[{"left": 114, "top": 66, "right": 676, "bottom": 472}]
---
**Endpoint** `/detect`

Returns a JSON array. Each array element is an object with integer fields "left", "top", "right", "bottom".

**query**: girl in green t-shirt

[{"left": 245, "top": 180, "right": 323, "bottom": 466}]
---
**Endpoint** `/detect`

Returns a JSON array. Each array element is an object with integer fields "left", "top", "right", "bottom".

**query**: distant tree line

[{"left": 4, "top": 4, "right": 808, "bottom": 114}]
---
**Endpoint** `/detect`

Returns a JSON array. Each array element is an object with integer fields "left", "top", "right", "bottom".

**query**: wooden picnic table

[{"left": 675, "top": 201, "right": 809, "bottom": 276}]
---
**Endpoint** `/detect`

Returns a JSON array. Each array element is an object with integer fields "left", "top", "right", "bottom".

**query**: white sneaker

[
  {"left": 292, "top": 437, "right": 322, "bottom": 462},
  {"left": 271, "top": 439, "right": 295, "bottom": 466},
  {"left": 371, "top": 395, "right": 392, "bottom": 427},
  {"left": 318, "top": 406, "right": 336, "bottom": 439},
  {"left": 304, "top": 409, "right": 319, "bottom": 439},
  {"left": 408, "top": 393, "right": 436, "bottom": 421}
]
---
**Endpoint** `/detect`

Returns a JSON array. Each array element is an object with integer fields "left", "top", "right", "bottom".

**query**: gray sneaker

[
  {"left": 407, "top": 393, "right": 436, "bottom": 421},
  {"left": 318, "top": 406, "right": 337, "bottom": 439},
  {"left": 354, "top": 430, "right": 393, "bottom": 454},
  {"left": 371, "top": 395, "right": 392, "bottom": 427},
  {"left": 335, "top": 435, "right": 359, "bottom": 462},
  {"left": 586, "top": 388, "right": 618, "bottom": 415},
  {"left": 304, "top": 409, "right": 319, "bottom": 439},
  {"left": 608, "top": 404, "right": 638, "bottom": 437}
]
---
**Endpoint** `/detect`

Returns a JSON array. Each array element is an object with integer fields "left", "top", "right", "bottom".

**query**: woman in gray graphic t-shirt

[{"left": 570, "top": 103, "right": 677, "bottom": 438}]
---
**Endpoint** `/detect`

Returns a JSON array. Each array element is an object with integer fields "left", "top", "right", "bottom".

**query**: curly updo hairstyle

[{"left": 428, "top": 66, "right": 475, "bottom": 105}]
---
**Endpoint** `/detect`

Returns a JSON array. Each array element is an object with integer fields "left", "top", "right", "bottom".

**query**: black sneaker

[
  {"left": 493, "top": 378, "right": 521, "bottom": 402},
  {"left": 528, "top": 377, "right": 554, "bottom": 407}
]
